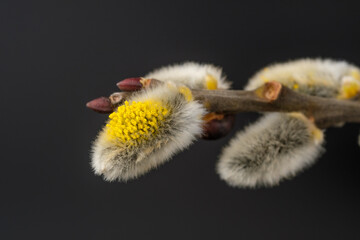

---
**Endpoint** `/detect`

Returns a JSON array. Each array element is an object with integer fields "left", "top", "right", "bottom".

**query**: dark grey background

[{"left": 1, "top": 0, "right": 360, "bottom": 239}]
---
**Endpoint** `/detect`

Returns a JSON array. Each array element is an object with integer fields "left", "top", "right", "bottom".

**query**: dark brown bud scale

[
  {"left": 116, "top": 77, "right": 143, "bottom": 91},
  {"left": 86, "top": 97, "right": 113, "bottom": 113}
]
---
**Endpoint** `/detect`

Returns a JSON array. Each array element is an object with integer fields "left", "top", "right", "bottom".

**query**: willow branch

[
  {"left": 191, "top": 82, "right": 360, "bottom": 128},
  {"left": 88, "top": 80, "right": 360, "bottom": 129}
]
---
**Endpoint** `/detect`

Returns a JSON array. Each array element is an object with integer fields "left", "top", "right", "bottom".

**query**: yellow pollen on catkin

[
  {"left": 311, "top": 128, "right": 324, "bottom": 144},
  {"left": 106, "top": 100, "right": 170, "bottom": 145},
  {"left": 351, "top": 69, "right": 360, "bottom": 81},
  {"left": 338, "top": 80, "right": 360, "bottom": 99},
  {"left": 205, "top": 74, "right": 218, "bottom": 90},
  {"left": 179, "top": 86, "right": 193, "bottom": 102}
]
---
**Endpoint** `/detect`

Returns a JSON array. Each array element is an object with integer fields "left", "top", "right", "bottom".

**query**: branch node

[
  {"left": 254, "top": 81, "right": 282, "bottom": 101},
  {"left": 263, "top": 81, "right": 282, "bottom": 101}
]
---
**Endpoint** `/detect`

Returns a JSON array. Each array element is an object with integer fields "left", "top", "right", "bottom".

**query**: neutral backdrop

[{"left": 2, "top": 1, "right": 360, "bottom": 239}]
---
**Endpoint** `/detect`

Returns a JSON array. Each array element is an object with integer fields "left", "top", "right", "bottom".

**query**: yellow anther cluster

[
  {"left": 205, "top": 74, "right": 218, "bottom": 90},
  {"left": 179, "top": 86, "right": 193, "bottom": 102},
  {"left": 106, "top": 100, "right": 170, "bottom": 145},
  {"left": 339, "top": 81, "right": 360, "bottom": 99}
]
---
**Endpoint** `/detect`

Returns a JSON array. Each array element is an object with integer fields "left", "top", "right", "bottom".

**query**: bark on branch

[{"left": 191, "top": 82, "right": 360, "bottom": 128}]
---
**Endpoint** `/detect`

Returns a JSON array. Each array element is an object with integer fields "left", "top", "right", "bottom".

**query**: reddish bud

[
  {"left": 202, "top": 114, "right": 235, "bottom": 140},
  {"left": 86, "top": 97, "right": 113, "bottom": 113},
  {"left": 116, "top": 77, "right": 143, "bottom": 91}
]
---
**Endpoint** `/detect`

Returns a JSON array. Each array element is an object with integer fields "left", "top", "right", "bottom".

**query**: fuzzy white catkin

[
  {"left": 245, "top": 58, "right": 360, "bottom": 97},
  {"left": 218, "top": 58, "right": 360, "bottom": 188},
  {"left": 145, "top": 62, "right": 231, "bottom": 90},
  {"left": 217, "top": 113, "right": 324, "bottom": 188},
  {"left": 91, "top": 83, "right": 206, "bottom": 181}
]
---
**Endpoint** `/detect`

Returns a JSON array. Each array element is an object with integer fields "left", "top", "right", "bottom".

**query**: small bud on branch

[
  {"left": 116, "top": 77, "right": 143, "bottom": 91},
  {"left": 86, "top": 97, "right": 113, "bottom": 113}
]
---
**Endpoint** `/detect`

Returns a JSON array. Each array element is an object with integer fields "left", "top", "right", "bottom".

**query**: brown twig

[
  {"left": 87, "top": 80, "right": 360, "bottom": 129},
  {"left": 191, "top": 82, "right": 360, "bottom": 128}
]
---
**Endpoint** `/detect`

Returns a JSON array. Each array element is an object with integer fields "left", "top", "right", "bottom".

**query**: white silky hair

[
  {"left": 91, "top": 83, "right": 206, "bottom": 181},
  {"left": 217, "top": 113, "right": 324, "bottom": 188},
  {"left": 145, "top": 62, "right": 231, "bottom": 90}
]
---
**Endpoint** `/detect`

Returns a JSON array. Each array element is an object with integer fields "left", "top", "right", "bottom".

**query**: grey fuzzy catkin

[{"left": 217, "top": 113, "right": 324, "bottom": 188}]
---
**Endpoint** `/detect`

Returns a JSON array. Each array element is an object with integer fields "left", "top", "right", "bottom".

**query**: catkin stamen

[{"left": 106, "top": 100, "right": 170, "bottom": 145}]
